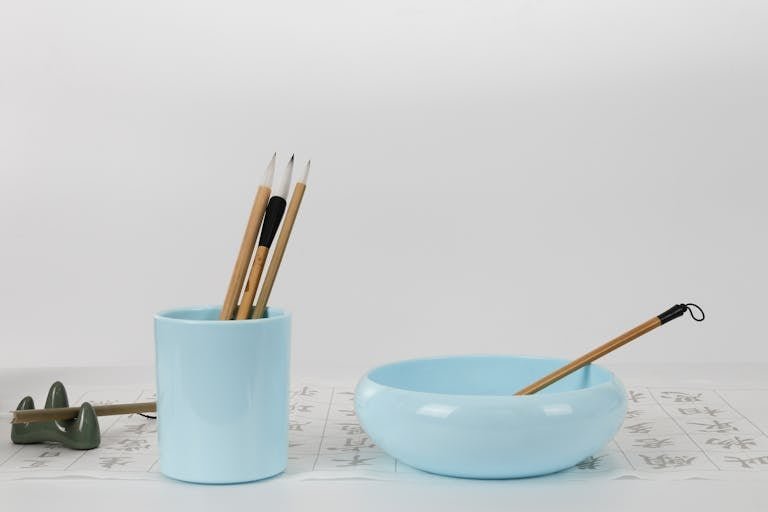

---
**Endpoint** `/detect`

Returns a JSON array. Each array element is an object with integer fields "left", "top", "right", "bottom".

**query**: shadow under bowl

[{"left": 354, "top": 355, "right": 626, "bottom": 479}]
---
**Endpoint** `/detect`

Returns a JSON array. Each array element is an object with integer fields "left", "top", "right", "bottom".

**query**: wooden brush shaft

[
  {"left": 13, "top": 402, "right": 157, "bottom": 424},
  {"left": 236, "top": 245, "right": 269, "bottom": 319},
  {"left": 514, "top": 316, "right": 661, "bottom": 395},
  {"left": 220, "top": 186, "right": 271, "bottom": 320}
]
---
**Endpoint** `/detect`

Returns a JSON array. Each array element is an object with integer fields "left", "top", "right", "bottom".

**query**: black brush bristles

[{"left": 258, "top": 196, "right": 287, "bottom": 248}]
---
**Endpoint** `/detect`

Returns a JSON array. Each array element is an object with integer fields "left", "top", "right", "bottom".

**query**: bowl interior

[{"left": 367, "top": 356, "right": 614, "bottom": 396}]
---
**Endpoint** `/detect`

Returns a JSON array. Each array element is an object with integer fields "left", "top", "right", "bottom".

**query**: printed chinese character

[
  {"left": 660, "top": 391, "right": 703, "bottom": 403},
  {"left": 289, "top": 403, "right": 314, "bottom": 414},
  {"left": 99, "top": 456, "right": 133, "bottom": 469},
  {"left": 332, "top": 454, "right": 375, "bottom": 467},
  {"left": 678, "top": 406, "right": 723, "bottom": 417},
  {"left": 90, "top": 399, "right": 119, "bottom": 406},
  {"left": 21, "top": 459, "right": 51, "bottom": 468},
  {"left": 705, "top": 436, "right": 757, "bottom": 450},
  {"left": 690, "top": 420, "right": 738, "bottom": 434},
  {"left": 626, "top": 409, "right": 644, "bottom": 419},
  {"left": 336, "top": 408, "right": 356, "bottom": 417},
  {"left": 39, "top": 450, "right": 62, "bottom": 458},
  {"left": 297, "top": 386, "right": 318, "bottom": 398},
  {"left": 124, "top": 423, "right": 155, "bottom": 435},
  {"left": 327, "top": 437, "right": 376, "bottom": 452},
  {"left": 639, "top": 454, "right": 696, "bottom": 470},
  {"left": 289, "top": 421, "right": 311, "bottom": 432},
  {"left": 575, "top": 455, "right": 605, "bottom": 470},
  {"left": 628, "top": 390, "right": 646, "bottom": 403},
  {"left": 115, "top": 438, "right": 151, "bottom": 452},
  {"left": 723, "top": 455, "right": 768, "bottom": 469},
  {"left": 625, "top": 422, "right": 654, "bottom": 434},
  {"left": 633, "top": 438, "right": 673, "bottom": 449},
  {"left": 335, "top": 391, "right": 355, "bottom": 401},
  {"left": 338, "top": 422, "right": 365, "bottom": 435}
]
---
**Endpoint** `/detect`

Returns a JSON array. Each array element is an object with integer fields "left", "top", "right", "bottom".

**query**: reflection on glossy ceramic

[{"left": 355, "top": 355, "right": 626, "bottom": 479}]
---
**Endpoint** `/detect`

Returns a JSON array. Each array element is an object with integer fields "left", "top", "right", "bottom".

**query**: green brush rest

[{"left": 11, "top": 381, "right": 101, "bottom": 450}]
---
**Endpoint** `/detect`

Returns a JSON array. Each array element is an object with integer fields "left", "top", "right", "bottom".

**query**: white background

[{"left": 1, "top": 1, "right": 766, "bottom": 377}]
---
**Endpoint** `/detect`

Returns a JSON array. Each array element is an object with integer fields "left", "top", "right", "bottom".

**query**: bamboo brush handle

[
  {"left": 12, "top": 402, "right": 157, "bottom": 424},
  {"left": 515, "top": 317, "right": 661, "bottom": 395},
  {"left": 235, "top": 245, "right": 269, "bottom": 319},
  {"left": 514, "top": 303, "right": 704, "bottom": 395},
  {"left": 220, "top": 186, "right": 270, "bottom": 320}
]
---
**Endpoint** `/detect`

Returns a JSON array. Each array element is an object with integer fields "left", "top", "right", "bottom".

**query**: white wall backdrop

[{"left": 1, "top": 1, "right": 766, "bottom": 377}]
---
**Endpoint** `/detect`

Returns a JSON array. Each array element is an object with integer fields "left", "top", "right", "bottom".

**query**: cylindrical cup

[{"left": 154, "top": 306, "right": 290, "bottom": 483}]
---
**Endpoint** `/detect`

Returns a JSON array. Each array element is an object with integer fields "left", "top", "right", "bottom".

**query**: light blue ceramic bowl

[{"left": 355, "top": 355, "right": 626, "bottom": 479}]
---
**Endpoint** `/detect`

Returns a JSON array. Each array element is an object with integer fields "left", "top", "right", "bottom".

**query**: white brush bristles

[
  {"left": 262, "top": 153, "right": 277, "bottom": 187},
  {"left": 299, "top": 160, "right": 311, "bottom": 184},
  {"left": 273, "top": 155, "right": 294, "bottom": 199}
]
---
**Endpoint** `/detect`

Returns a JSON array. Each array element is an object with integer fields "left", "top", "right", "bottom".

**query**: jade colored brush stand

[{"left": 12, "top": 381, "right": 101, "bottom": 450}]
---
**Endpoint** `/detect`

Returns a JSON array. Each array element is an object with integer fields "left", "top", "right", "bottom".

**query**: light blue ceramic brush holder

[
  {"left": 154, "top": 306, "right": 290, "bottom": 484},
  {"left": 355, "top": 355, "right": 626, "bottom": 479}
]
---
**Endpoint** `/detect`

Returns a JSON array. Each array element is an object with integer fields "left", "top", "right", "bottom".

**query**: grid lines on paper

[{"left": 2, "top": 384, "right": 768, "bottom": 478}]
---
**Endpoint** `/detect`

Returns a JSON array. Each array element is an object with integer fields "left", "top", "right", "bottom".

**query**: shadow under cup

[{"left": 154, "top": 306, "right": 290, "bottom": 484}]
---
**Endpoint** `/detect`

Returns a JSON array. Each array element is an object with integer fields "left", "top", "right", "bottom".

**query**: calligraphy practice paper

[{"left": 2, "top": 383, "right": 767, "bottom": 481}]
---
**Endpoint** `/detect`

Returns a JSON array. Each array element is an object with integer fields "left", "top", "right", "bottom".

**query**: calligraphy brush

[
  {"left": 236, "top": 155, "right": 294, "bottom": 319},
  {"left": 252, "top": 160, "right": 310, "bottom": 319},
  {"left": 514, "top": 303, "right": 705, "bottom": 395},
  {"left": 10, "top": 402, "right": 157, "bottom": 424},
  {"left": 219, "top": 153, "right": 276, "bottom": 320}
]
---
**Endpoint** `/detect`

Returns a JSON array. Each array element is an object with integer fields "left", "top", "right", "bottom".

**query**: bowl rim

[{"left": 360, "top": 354, "right": 623, "bottom": 400}]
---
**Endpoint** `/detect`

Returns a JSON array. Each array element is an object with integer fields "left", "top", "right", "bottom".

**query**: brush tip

[
  {"left": 262, "top": 153, "right": 277, "bottom": 187},
  {"left": 274, "top": 154, "right": 295, "bottom": 198},
  {"left": 299, "top": 160, "right": 311, "bottom": 184}
]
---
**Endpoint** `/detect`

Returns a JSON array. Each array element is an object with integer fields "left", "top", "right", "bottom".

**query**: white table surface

[{"left": 2, "top": 364, "right": 767, "bottom": 512}]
